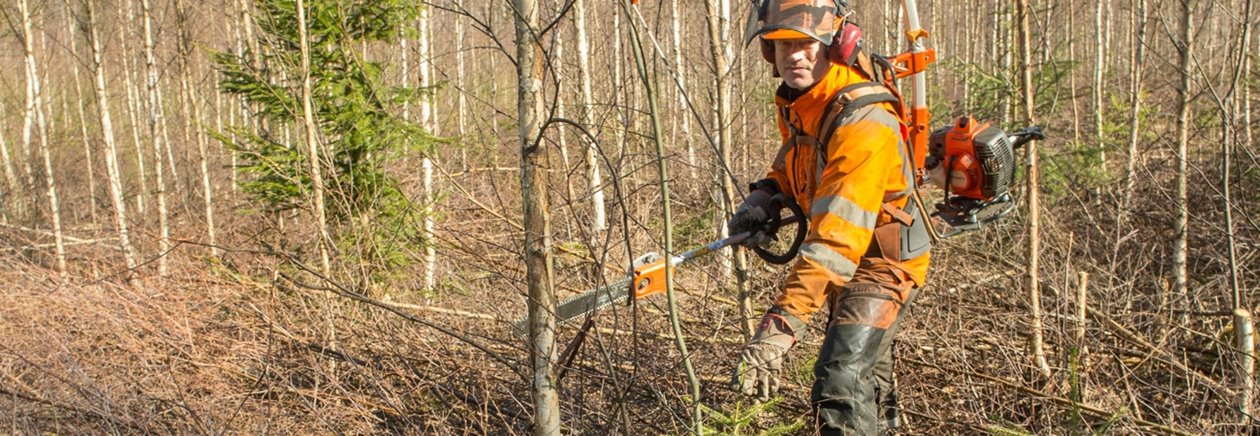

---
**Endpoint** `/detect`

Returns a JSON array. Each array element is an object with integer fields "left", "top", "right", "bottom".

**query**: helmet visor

[{"left": 744, "top": 0, "right": 839, "bottom": 46}]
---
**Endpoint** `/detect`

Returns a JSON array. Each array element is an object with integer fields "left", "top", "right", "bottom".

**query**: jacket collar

[{"left": 774, "top": 63, "right": 865, "bottom": 137}]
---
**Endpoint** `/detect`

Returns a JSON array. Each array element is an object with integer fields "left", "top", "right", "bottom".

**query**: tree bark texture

[
  {"left": 1017, "top": 0, "right": 1051, "bottom": 378},
  {"left": 1173, "top": 0, "right": 1193, "bottom": 318},
  {"left": 574, "top": 0, "right": 607, "bottom": 237},
  {"left": 515, "top": 0, "right": 560, "bottom": 431},
  {"left": 139, "top": 0, "right": 172, "bottom": 276},
  {"left": 20, "top": 0, "right": 68, "bottom": 278}
]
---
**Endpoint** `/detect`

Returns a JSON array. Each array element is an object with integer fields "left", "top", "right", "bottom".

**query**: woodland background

[{"left": 0, "top": 0, "right": 1257, "bottom": 433}]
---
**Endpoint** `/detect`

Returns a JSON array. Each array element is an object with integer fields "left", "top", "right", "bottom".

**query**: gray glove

[
  {"left": 733, "top": 308, "right": 806, "bottom": 401},
  {"left": 728, "top": 189, "right": 774, "bottom": 247}
]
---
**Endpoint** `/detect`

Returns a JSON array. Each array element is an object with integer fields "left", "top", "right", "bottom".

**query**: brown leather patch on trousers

[{"left": 827, "top": 258, "right": 916, "bottom": 330}]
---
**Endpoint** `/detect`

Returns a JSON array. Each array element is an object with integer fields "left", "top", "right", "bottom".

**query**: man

[{"left": 730, "top": 0, "right": 932, "bottom": 434}]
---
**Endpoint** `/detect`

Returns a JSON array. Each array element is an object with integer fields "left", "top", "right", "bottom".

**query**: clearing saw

[{"left": 515, "top": 0, "right": 1046, "bottom": 330}]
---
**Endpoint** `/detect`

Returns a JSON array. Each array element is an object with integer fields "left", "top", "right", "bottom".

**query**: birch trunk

[
  {"left": 86, "top": 0, "right": 140, "bottom": 286},
  {"left": 671, "top": 0, "right": 695, "bottom": 180},
  {"left": 1122, "top": 0, "right": 1147, "bottom": 210},
  {"left": 118, "top": 0, "right": 147, "bottom": 216},
  {"left": 63, "top": 3, "right": 99, "bottom": 224},
  {"left": 1017, "top": 0, "right": 1050, "bottom": 378},
  {"left": 176, "top": 0, "right": 217, "bottom": 257},
  {"left": 0, "top": 102, "right": 17, "bottom": 222},
  {"left": 456, "top": 16, "right": 468, "bottom": 169},
  {"left": 574, "top": 0, "right": 606, "bottom": 236},
  {"left": 705, "top": 0, "right": 752, "bottom": 337},
  {"left": 516, "top": 0, "right": 561, "bottom": 430},
  {"left": 20, "top": 0, "right": 68, "bottom": 278},
  {"left": 553, "top": 18, "right": 573, "bottom": 203},
  {"left": 1237, "top": 309, "right": 1255, "bottom": 425},
  {"left": 1094, "top": 0, "right": 1106, "bottom": 164},
  {"left": 296, "top": 0, "right": 332, "bottom": 278},
  {"left": 1173, "top": 0, "right": 1193, "bottom": 318},
  {"left": 418, "top": 4, "right": 437, "bottom": 292},
  {"left": 140, "top": 0, "right": 172, "bottom": 276}
]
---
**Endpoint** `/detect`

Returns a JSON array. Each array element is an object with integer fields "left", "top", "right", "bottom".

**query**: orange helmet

[{"left": 744, "top": 0, "right": 849, "bottom": 46}]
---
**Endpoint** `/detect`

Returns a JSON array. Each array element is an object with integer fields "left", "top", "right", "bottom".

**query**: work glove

[
  {"left": 733, "top": 308, "right": 806, "bottom": 402},
  {"left": 728, "top": 189, "right": 775, "bottom": 247}
]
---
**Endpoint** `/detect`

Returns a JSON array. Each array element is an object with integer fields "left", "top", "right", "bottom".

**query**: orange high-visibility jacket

[{"left": 763, "top": 63, "right": 931, "bottom": 321}]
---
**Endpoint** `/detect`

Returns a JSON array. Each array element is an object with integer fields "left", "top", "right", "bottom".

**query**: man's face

[{"left": 774, "top": 38, "right": 832, "bottom": 90}]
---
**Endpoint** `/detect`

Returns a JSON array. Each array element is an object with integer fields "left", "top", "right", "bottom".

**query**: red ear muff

[
  {"left": 760, "top": 39, "right": 775, "bottom": 63},
  {"left": 828, "top": 22, "right": 863, "bottom": 65},
  {"left": 760, "top": 39, "right": 781, "bottom": 77}
]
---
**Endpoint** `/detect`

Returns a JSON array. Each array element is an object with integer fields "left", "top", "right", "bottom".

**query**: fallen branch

[
  {"left": 1086, "top": 306, "right": 1234, "bottom": 395},
  {"left": 905, "top": 357, "right": 1194, "bottom": 436}
]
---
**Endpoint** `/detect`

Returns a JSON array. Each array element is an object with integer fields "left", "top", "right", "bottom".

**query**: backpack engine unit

[{"left": 926, "top": 116, "right": 1044, "bottom": 237}]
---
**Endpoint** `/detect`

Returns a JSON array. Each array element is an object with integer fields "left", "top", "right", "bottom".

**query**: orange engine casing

[{"left": 928, "top": 116, "right": 1016, "bottom": 202}]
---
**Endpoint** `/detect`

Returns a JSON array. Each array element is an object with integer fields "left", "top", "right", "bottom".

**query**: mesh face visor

[{"left": 744, "top": 0, "right": 843, "bottom": 46}]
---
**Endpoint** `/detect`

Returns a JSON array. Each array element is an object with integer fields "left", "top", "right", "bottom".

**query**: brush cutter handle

[
  {"left": 752, "top": 194, "right": 808, "bottom": 265},
  {"left": 1009, "top": 126, "right": 1045, "bottom": 149}
]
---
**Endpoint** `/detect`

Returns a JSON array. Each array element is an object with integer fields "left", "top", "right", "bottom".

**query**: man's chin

[{"left": 783, "top": 76, "right": 815, "bottom": 90}]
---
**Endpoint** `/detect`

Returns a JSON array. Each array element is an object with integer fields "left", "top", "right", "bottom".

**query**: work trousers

[{"left": 811, "top": 257, "right": 918, "bottom": 435}]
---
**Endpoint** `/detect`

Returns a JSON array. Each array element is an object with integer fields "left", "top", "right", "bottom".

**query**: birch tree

[
  {"left": 1122, "top": 0, "right": 1148, "bottom": 210},
  {"left": 418, "top": 3, "right": 437, "bottom": 291},
  {"left": 63, "top": 1, "right": 98, "bottom": 223},
  {"left": 671, "top": 0, "right": 695, "bottom": 180},
  {"left": 574, "top": 0, "right": 606, "bottom": 237},
  {"left": 516, "top": 0, "right": 560, "bottom": 429},
  {"left": 85, "top": 0, "right": 140, "bottom": 286},
  {"left": 175, "top": 0, "right": 217, "bottom": 257},
  {"left": 18, "top": 0, "right": 67, "bottom": 278},
  {"left": 139, "top": 0, "right": 172, "bottom": 276},
  {"left": 705, "top": 0, "right": 754, "bottom": 337},
  {"left": 296, "top": 0, "right": 332, "bottom": 277},
  {"left": 0, "top": 102, "right": 17, "bottom": 222},
  {"left": 117, "top": 0, "right": 147, "bottom": 216}
]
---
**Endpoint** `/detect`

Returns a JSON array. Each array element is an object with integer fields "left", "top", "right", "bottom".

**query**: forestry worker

[{"left": 728, "top": 0, "right": 933, "bottom": 434}]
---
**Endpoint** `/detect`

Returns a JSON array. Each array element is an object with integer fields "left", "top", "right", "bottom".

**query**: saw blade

[{"left": 513, "top": 276, "right": 633, "bottom": 336}]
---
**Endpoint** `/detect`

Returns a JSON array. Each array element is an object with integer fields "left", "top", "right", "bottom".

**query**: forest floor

[{"left": 0, "top": 193, "right": 1247, "bottom": 434}]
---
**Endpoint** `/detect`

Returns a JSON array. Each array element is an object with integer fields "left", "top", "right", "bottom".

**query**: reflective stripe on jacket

[{"left": 764, "top": 63, "right": 931, "bottom": 321}]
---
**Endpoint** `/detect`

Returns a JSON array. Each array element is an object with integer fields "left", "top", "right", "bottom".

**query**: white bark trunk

[
  {"left": 1236, "top": 309, "right": 1255, "bottom": 424},
  {"left": 671, "top": 0, "right": 695, "bottom": 181},
  {"left": 64, "top": 4, "right": 98, "bottom": 224},
  {"left": 418, "top": 4, "right": 437, "bottom": 292},
  {"left": 1122, "top": 0, "right": 1147, "bottom": 210},
  {"left": 0, "top": 101, "right": 17, "bottom": 222},
  {"left": 456, "top": 16, "right": 468, "bottom": 168},
  {"left": 20, "top": 0, "right": 68, "bottom": 278},
  {"left": 1094, "top": 0, "right": 1106, "bottom": 165},
  {"left": 118, "top": 0, "right": 148, "bottom": 216},
  {"left": 140, "top": 0, "right": 172, "bottom": 276},
  {"left": 574, "top": 0, "right": 606, "bottom": 236},
  {"left": 516, "top": 0, "right": 560, "bottom": 430},
  {"left": 297, "top": 0, "right": 333, "bottom": 278},
  {"left": 86, "top": 0, "right": 141, "bottom": 286},
  {"left": 174, "top": 0, "right": 216, "bottom": 257}
]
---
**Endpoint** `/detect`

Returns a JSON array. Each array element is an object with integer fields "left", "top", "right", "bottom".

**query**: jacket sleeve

[{"left": 774, "top": 105, "right": 909, "bottom": 321}]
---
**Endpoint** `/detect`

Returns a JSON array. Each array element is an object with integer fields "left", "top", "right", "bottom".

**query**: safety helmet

[
  {"left": 744, "top": 0, "right": 848, "bottom": 46},
  {"left": 744, "top": 0, "right": 862, "bottom": 67}
]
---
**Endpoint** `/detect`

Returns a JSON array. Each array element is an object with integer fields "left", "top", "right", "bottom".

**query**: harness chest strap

[{"left": 782, "top": 81, "right": 932, "bottom": 263}]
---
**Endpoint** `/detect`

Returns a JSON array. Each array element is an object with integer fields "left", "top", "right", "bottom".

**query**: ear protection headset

[{"left": 754, "top": 0, "right": 863, "bottom": 68}]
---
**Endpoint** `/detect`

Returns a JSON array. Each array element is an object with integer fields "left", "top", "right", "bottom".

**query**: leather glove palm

[
  {"left": 728, "top": 189, "right": 774, "bottom": 247},
  {"left": 734, "top": 309, "right": 806, "bottom": 401}
]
